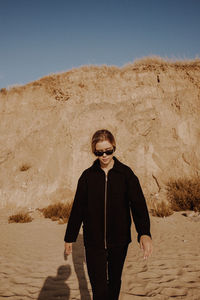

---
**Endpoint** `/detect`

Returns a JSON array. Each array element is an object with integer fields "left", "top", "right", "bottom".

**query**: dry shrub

[
  {"left": 166, "top": 177, "right": 200, "bottom": 212},
  {"left": 20, "top": 164, "right": 31, "bottom": 172},
  {"left": 39, "top": 202, "right": 72, "bottom": 223},
  {"left": 8, "top": 212, "right": 33, "bottom": 223},
  {"left": 0, "top": 88, "right": 7, "bottom": 95},
  {"left": 150, "top": 201, "right": 173, "bottom": 217}
]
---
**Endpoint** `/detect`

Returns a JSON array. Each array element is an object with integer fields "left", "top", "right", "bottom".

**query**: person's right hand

[{"left": 65, "top": 242, "right": 72, "bottom": 255}]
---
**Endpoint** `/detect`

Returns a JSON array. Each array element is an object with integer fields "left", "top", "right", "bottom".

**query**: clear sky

[{"left": 0, "top": 0, "right": 200, "bottom": 89}]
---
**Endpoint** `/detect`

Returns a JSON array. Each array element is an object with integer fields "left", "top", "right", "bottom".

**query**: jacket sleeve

[
  {"left": 64, "top": 171, "right": 87, "bottom": 243},
  {"left": 126, "top": 168, "right": 151, "bottom": 243}
]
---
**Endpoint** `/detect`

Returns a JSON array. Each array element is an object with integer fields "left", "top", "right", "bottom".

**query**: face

[{"left": 95, "top": 140, "right": 114, "bottom": 167}]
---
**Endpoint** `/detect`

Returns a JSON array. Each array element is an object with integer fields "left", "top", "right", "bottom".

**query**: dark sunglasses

[{"left": 94, "top": 149, "right": 114, "bottom": 157}]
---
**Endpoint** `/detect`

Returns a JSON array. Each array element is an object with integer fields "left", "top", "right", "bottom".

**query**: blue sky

[{"left": 0, "top": 0, "right": 200, "bottom": 89}]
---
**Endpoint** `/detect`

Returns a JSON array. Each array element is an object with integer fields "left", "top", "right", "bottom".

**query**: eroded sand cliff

[{"left": 1, "top": 57, "right": 200, "bottom": 208}]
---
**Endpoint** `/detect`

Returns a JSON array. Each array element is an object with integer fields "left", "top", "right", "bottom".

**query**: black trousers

[{"left": 85, "top": 245, "right": 128, "bottom": 300}]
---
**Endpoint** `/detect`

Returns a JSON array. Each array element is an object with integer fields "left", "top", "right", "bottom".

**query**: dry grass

[
  {"left": 2, "top": 56, "right": 200, "bottom": 96},
  {"left": 120, "top": 56, "right": 200, "bottom": 76},
  {"left": 150, "top": 200, "right": 173, "bottom": 217},
  {"left": 130, "top": 56, "right": 200, "bottom": 71},
  {"left": 0, "top": 88, "right": 7, "bottom": 95},
  {"left": 8, "top": 212, "right": 33, "bottom": 223},
  {"left": 166, "top": 177, "right": 200, "bottom": 212},
  {"left": 39, "top": 202, "right": 72, "bottom": 223}
]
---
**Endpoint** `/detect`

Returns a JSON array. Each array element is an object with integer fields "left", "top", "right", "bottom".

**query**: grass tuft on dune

[
  {"left": 38, "top": 202, "right": 73, "bottom": 223},
  {"left": 167, "top": 177, "right": 200, "bottom": 212},
  {"left": 150, "top": 200, "right": 173, "bottom": 217},
  {"left": 8, "top": 212, "right": 33, "bottom": 223}
]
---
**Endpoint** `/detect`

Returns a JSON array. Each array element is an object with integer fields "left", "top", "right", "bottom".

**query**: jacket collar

[{"left": 91, "top": 156, "right": 124, "bottom": 173}]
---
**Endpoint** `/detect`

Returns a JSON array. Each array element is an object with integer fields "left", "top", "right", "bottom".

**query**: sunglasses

[{"left": 94, "top": 149, "right": 114, "bottom": 157}]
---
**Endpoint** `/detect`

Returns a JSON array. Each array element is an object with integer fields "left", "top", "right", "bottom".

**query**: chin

[{"left": 101, "top": 158, "right": 112, "bottom": 165}]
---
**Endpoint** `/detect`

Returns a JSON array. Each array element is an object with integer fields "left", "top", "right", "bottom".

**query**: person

[{"left": 64, "top": 129, "right": 152, "bottom": 300}]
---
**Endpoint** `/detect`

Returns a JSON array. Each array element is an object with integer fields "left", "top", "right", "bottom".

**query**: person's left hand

[{"left": 140, "top": 235, "right": 153, "bottom": 259}]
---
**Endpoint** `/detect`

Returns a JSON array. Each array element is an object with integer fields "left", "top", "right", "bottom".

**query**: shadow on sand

[
  {"left": 37, "top": 265, "right": 71, "bottom": 300},
  {"left": 38, "top": 234, "right": 91, "bottom": 300}
]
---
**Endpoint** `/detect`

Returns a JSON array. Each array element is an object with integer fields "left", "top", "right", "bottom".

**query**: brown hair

[{"left": 91, "top": 129, "right": 116, "bottom": 153}]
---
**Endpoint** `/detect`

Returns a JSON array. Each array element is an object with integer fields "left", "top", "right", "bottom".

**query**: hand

[
  {"left": 65, "top": 242, "right": 72, "bottom": 255},
  {"left": 140, "top": 235, "right": 152, "bottom": 260}
]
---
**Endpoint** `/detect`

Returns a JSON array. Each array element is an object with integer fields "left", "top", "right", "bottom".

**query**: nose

[{"left": 103, "top": 152, "right": 107, "bottom": 157}]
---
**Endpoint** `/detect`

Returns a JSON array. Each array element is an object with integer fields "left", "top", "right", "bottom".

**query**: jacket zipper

[{"left": 104, "top": 173, "right": 108, "bottom": 249}]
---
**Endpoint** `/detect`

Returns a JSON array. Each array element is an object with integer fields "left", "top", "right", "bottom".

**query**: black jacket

[{"left": 64, "top": 156, "right": 151, "bottom": 248}]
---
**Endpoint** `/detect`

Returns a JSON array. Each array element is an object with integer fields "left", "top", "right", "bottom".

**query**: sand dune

[{"left": 1, "top": 209, "right": 200, "bottom": 300}]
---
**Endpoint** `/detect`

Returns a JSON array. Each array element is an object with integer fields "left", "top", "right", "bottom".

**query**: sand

[{"left": 0, "top": 209, "right": 200, "bottom": 300}]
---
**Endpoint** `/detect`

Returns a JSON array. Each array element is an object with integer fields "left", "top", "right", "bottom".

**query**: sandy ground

[{"left": 0, "top": 209, "right": 200, "bottom": 300}]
